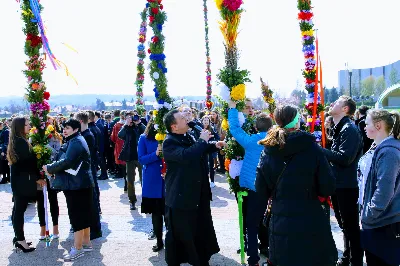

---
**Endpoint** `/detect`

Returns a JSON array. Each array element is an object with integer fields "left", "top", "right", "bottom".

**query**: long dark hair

[
  {"left": 259, "top": 105, "right": 298, "bottom": 149},
  {"left": 144, "top": 119, "right": 157, "bottom": 139},
  {"left": 7, "top": 117, "right": 30, "bottom": 164}
]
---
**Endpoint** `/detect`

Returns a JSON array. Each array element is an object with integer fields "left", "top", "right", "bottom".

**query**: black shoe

[
  {"left": 152, "top": 243, "right": 164, "bottom": 252},
  {"left": 15, "top": 242, "right": 36, "bottom": 253},
  {"left": 148, "top": 232, "right": 156, "bottom": 240},
  {"left": 237, "top": 247, "right": 247, "bottom": 254},
  {"left": 0, "top": 178, "right": 9, "bottom": 184},
  {"left": 130, "top": 203, "right": 136, "bottom": 210},
  {"left": 336, "top": 257, "right": 350, "bottom": 266},
  {"left": 90, "top": 231, "right": 102, "bottom": 240},
  {"left": 259, "top": 246, "right": 268, "bottom": 257}
]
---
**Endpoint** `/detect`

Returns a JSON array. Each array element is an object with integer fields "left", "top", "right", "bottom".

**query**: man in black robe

[{"left": 162, "top": 109, "right": 225, "bottom": 266}]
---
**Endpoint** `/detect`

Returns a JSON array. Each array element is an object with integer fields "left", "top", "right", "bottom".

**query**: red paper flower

[
  {"left": 48, "top": 133, "right": 53, "bottom": 139},
  {"left": 206, "top": 101, "right": 213, "bottom": 109},
  {"left": 152, "top": 7, "right": 159, "bottom": 14},
  {"left": 149, "top": 16, "right": 155, "bottom": 23},
  {"left": 160, "top": 4, "right": 163, "bottom": 10},
  {"left": 152, "top": 36, "right": 159, "bottom": 43},
  {"left": 43, "top": 91, "right": 50, "bottom": 100},
  {"left": 157, "top": 0, "right": 162, "bottom": 3},
  {"left": 148, "top": 49, "right": 152, "bottom": 54},
  {"left": 26, "top": 33, "right": 42, "bottom": 47},
  {"left": 298, "top": 12, "right": 313, "bottom": 21},
  {"left": 223, "top": 0, "right": 243, "bottom": 11}
]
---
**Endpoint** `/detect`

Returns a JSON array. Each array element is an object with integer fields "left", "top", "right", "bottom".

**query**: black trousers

[
  {"left": 106, "top": 144, "right": 116, "bottom": 171},
  {"left": 1, "top": 159, "right": 10, "bottom": 180},
  {"left": 12, "top": 196, "right": 30, "bottom": 241},
  {"left": 365, "top": 250, "right": 392, "bottom": 266},
  {"left": 207, "top": 154, "right": 215, "bottom": 183},
  {"left": 36, "top": 188, "right": 59, "bottom": 227},
  {"left": 332, "top": 188, "right": 363, "bottom": 266},
  {"left": 246, "top": 190, "right": 268, "bottom": 265},
  {"left": 152, "top": 213, "right": 164, "bottom": 245},
  {"left": 217, "top": 151, "right": 225, "bottom": 172},
  {"left": 98, "top": 151, "right": 108, "bottom": 177}
]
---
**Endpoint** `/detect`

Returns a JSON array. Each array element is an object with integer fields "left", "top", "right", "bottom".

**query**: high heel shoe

[
  {"left": 12, "top": 238, "right": 32, "bottom": 246},
  {"left": 15, "top": 242, "right": 36, "bottom": 253}
]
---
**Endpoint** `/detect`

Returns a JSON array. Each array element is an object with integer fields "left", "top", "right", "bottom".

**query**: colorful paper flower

[
  {"left": 221, "top": 118, "right": 229, "bottom": 131},
  {"left": 230, "top": 84, "right": 246, "bottom": 101}
]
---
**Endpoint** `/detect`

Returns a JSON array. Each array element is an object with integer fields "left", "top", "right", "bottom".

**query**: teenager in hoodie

[{"left": 360, "top": 109, "right": 400, "bottom": 266}]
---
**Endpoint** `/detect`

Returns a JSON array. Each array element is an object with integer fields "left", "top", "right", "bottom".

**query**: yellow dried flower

[
  {"left": 221, "top": 119, "right": 229, "bottom": 131},
  {"left": 230, "top": 84, "right": 246, "bottom": 101}
]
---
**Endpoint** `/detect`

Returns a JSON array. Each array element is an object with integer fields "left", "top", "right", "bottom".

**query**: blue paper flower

[
  {"left": 138, "top": 44, "right": 145, "bottom": 51},
  {"left": 157, "top": 24, "right": 163, "bottom": 31},
  {"left": 158, "top": 99, "right": 165, "bottom": 104},
  {"left": 150, "top": 53, "right": 166, "bottom": 61},
  {"left": 146, "top": 3, "right": 150, "bottom": 8}
]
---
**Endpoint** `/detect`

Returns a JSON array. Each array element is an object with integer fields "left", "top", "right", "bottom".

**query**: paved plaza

[{"left": 0, "top": 173, "right": 354, "bottom": 266}]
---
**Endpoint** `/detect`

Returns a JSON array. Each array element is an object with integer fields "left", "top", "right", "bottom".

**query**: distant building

[{"left": 338, "top": 59, "right": 400, "bottom": 95}]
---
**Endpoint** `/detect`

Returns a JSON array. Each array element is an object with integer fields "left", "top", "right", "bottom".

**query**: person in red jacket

[{"left": 111, "top": 111, "right": 126, "bottom": 184}]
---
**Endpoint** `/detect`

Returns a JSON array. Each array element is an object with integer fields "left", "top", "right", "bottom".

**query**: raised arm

[{"left": 228, "top": 108, "right": 251, "bottom": 148}]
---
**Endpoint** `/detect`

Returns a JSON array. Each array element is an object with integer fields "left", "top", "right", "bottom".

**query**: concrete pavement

[{"left": 0, "top": 173, "right": 351, "bottom": 265}]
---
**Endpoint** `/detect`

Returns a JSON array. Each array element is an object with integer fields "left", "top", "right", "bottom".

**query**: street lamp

[{"left": 348, "top": 68, "right": 353, "bottom": 98}]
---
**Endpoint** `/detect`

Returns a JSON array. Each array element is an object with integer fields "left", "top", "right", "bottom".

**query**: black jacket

[
  {"left": 81, "top": 129, "right": 96, "bottom": 166},
  {"left": 95, "top": 119, "right": 106, "bottom": 153},
  {"left": 323, "top": 116, "right": 363, "bottom": 189},
  {"left": 117, "top": 124, "right": 145, "bottom": 162},
  {"left": 355, "top": 115, "right": 374, "bottom": 154},
  {"left": 10, "top": 137, "right": 40, "bottom": 197},
  {"left": 47, "top": 132, "right": 93, "bottom": 190},
  {"left": 163, "top": 133, "right": 218, "bottom": 210},
  {"left": 88, "top": 122, "right": 101, "bottom": 153},
  {"left": 0, "top": 127, "right": 9, "bottom": 160},
  {"left": 256, "top": 131, "right": 337, "bottom": 266}
]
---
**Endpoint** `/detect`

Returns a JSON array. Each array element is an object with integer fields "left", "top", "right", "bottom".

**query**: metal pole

[{"left": 349, "top": 72, "right": 353, "bottom": 98}]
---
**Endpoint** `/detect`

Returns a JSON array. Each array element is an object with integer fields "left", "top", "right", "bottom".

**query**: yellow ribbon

[
  {"left": 54, "top": 58, "right": 78, "bottom": 85},
  {"left": 62, "top": 43, "right": 79, "bottom": 53}
]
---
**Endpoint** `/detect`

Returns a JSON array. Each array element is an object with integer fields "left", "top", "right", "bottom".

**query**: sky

[{"left": 1, "top": 0, "right": 400, "bottom": 99}]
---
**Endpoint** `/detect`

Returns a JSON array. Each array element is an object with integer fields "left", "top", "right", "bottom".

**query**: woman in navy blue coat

[{"left": 138, "top": 119, "right": 165, "bottom": 252}]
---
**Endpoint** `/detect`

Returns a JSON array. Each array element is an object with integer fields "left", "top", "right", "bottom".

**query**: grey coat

[{"left": 361, "top": 136, "right": 400, "bottom": 229}]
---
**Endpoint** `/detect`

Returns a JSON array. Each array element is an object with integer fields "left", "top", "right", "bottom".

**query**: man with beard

[{"left": 162, "top": 109, "right": 226, "bottom": 266}]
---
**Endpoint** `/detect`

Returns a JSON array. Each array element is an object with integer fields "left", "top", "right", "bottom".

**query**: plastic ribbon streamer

[
  {"left": 28, "top": 0, "right": 59, "bottom": 70},
  {"left": 203, "top": 0, "right": 213, "bottom": 109},
  {"left": 42, "top": 185, "right": 51, "bottom": 247},
  {"left": 237, "top": 191, "right": 248, "bottom": 264}
]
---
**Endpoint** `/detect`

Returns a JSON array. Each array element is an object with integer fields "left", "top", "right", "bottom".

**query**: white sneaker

[
  {"left": 52, "top": 234, "right": 60, "bottom": 240},
  {"left": 64, "top": 247, "right": 84, "bottom": 262},
  {"left": 82, "top": 244, "right": 93, "bottom": 252},
  {"left": 210, "top": 182, "right": 216, "bottom": 188}
]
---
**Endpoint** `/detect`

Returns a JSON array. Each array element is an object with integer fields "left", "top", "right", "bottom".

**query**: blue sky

[{"left": 1, "top": 0, "right": 400, "bottom": 98}]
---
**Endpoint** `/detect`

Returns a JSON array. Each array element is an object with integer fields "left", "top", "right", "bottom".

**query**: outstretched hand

[
  {"left": 215, "top": 141, "right": 227, "bottom": 149},
  {"left": 228, "top": 100, "right": 236, "bottom": 109}
]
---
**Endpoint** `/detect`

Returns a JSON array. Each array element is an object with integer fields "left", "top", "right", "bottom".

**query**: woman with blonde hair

[
  {"left": 360, "top": 109, "right": 400, "bottom": 266},
  {"left": 8, "top": 117, "right": 46, "bottom": 252},
  {"left": 256, "top": 105, "right": 337, "bottom": 266}
]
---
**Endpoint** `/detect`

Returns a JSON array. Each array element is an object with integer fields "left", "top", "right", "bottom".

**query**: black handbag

[{"left": 263, "top": 156, "right": 293, "bottom": 227}]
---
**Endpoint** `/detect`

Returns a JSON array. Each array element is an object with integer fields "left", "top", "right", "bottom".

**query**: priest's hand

[
  {"left": 215, "top": 141, "right": 227, "bottom": 149},
  {"left": 199, "top": 129, "right": 213, "bottom": 142}
]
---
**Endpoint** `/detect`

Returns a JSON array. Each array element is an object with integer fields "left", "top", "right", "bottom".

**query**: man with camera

[{"left": 118, "top": 112, "right": 145, "bottom": 210}]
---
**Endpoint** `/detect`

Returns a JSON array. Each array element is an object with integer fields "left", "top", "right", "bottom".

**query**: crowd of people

[{"left": 0, "top": 95, "right": 399, "bottom": 266}]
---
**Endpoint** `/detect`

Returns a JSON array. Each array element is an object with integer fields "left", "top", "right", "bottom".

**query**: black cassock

[{"left": 163, "top": 132, "right": 220, "bottom": 266}]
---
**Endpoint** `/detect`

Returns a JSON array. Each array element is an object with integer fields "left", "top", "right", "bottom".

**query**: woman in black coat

[
  {"left": 43, "top": 118, "right": 94, "bottom": 262},
  {"left": 8, "top": 117, "right": 46, "bottom": 252},
  {"left": 256, "top": 105, "right": 338, "bottom": 266}
]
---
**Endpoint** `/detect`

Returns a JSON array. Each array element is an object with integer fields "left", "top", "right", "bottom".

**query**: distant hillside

[{"left": 0, "top": 94, "right": 206, "bottom": 108}]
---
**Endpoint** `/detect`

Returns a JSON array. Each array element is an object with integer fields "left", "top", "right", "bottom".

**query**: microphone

[{"left": 188, "top": 121, "right": 203, "bottom": 132}]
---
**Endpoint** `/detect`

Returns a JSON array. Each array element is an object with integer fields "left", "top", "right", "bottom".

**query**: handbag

[{"left": 263, "top": 156, "right": 293, "bottom": 227}]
